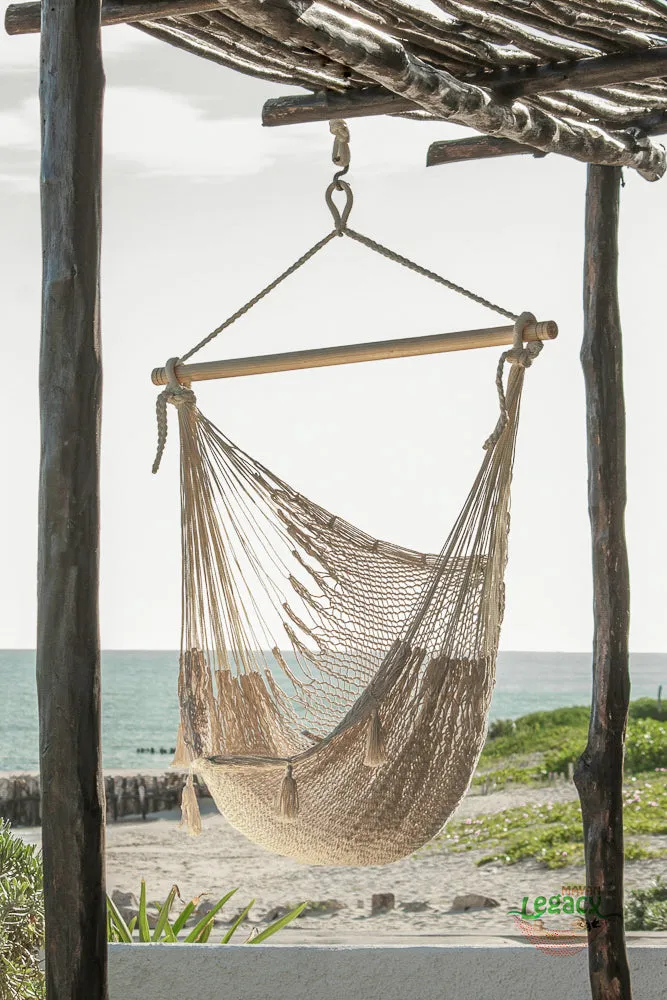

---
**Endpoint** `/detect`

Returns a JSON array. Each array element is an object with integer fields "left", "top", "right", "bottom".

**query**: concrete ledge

[{"left": 109, "top": 940, "right": 667, "bottom": 1000}]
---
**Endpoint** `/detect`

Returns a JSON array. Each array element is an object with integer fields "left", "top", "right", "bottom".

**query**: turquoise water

[{"left": 0, "top": 649, "right": 665, "bottom": 771}]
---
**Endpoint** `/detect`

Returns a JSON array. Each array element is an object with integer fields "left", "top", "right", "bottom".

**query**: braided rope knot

[
  {"left": 152, "top": 358, "right": 197, "bottom": 475},
  {"left": 483, "top": 312, "right": 540, "bottom": 451},
  {"left": 330, "top": 119, "right": 350, "bottom": 169},
  {"left": 166, "top": 385, "right": 197, "bottom": 409}
]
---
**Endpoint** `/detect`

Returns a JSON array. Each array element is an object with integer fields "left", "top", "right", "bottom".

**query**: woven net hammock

[
  {"left": 157, "top": 310, "right": 543, "bottom": 866},
  {"left": 153, "top": 126, "right": 549, "bottom": 865}
]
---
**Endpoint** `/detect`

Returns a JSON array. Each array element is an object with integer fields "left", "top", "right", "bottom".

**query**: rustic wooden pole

[
  {"left": 38, "top": 0, "right": 107, "bottom": 997},
  {"left": 574, "top": 164, "right": 632, "bottom": 1000}
]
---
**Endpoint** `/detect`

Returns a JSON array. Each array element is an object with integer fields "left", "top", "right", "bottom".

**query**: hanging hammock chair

[{"left": 152, "top": 122, "right": 557, "bottom": 867}]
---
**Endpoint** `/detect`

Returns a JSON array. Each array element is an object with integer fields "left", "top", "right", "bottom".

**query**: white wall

[{"left": 109, "top": 940, "right": 667, "bottom": 1000}]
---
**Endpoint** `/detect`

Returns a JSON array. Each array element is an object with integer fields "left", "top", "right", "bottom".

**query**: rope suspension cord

[{"left": 152, "top": 120, "right": 556, "bottom": 471}]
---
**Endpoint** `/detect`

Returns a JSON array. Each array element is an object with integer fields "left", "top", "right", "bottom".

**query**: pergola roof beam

[
  {"left": 426, "top": 109, "right": 667, "bottom": 168},
  {"left": 262, "top": 44, "right": 667, "bottom": 127},
  {"left": 263, "top": 87, "right": 414, "bottom": 126},
  {"left": 241, "top": 0, "right": 664, "bottom": 179},
  {"left": 4, "top": 0, "right": 224, "bottom": 34}
]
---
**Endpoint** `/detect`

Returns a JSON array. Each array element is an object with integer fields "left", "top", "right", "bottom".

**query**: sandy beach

[{"left": 14, "top": 773, "right": 666, "bottom": 943}]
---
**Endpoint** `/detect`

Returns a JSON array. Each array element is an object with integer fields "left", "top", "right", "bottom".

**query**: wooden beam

[
  {"left": 426, "top": 135, "right": 543, "bottom": 166},
  {"left": 151, "top": 320, "right": 558, "bottom": 385},
  {"left": 574, "top": 165, "right": 632, "bottom": 1000},
  {"left": 483, "top": 45, "right": 667, "bottom": 101},
  {"left": 5, "top": 0, "right": 223, "bottom": 34},
  {"left": 262, "top": 47, "right": 667, "bottom": 127},
  {"left": 38, "top": 0, "right": 107, "bottom": 998},
  {"left": 262, "top": 87, "right": 414, "bottom": 127},
  {"left": 426, "top": 111, "right": 667, "bottom": 168}
]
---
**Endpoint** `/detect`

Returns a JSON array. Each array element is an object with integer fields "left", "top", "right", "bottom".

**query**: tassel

[
  {"left": 278, "top": 764, "right": 299, "bottom": 821},
  {"left": 171, "top": 722, "right": 190, "bottom": 769},
  {"left": 364, "top": 708, "right": 387, "bottom": 768},
  {"left": 179, "top": 773, "right": 202, "bottom": 836}
]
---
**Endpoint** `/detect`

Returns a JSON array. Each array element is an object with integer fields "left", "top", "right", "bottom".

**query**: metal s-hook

[
  {"left": 325, "top": 179, "right": 353, "bottom": 234},
  {"left": 327, "top": 119, "right": 353, "bottom": 233}
]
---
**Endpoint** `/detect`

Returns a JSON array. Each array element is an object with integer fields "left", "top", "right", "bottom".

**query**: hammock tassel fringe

[
  {"left": 172, "top": 722, "right": 191, "bottom": 769},
  {"left": 180, "top": 773, "right": 202, "bottom": 836},
  {"left": 278, "top": 764, "right": 300, "bottom": 821},
  {"left": 364, "top": 707, "right": 387, "bottom": 768}
]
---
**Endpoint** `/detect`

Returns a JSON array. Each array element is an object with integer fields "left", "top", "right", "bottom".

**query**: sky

[{"left": 0, "top": 10, "right": 665, "bottom": 653}]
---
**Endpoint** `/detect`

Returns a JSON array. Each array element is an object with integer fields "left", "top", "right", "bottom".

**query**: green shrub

[
  {"left": 543, "top": 737, "right": 587, "bottom": 776},
  {"left": 437, "top": 772, "right": 667, "bottom": 869},
  {"left": 625, "top": 719, "right": 667, "bottom": 773},
  {"left": 486, "top": 718, "right": 517, "bottom": 740},
  {"left": 0, "top": 820, "right": 45, "bottom": 999},
  {"left": 472, "top": 765, "right": 538, "bottom": 789},
  {"left": 107, "top": 880, "right": 305, "bottom": 944},
  {"left": 541, "top": 720, "right": 667, "bottom": 776},
  {"left": 510, "top": 706, "right": 591, "bottom": 732},
  {"left": 628, "top": 698, "right": 667, "bottom": 723},
  {"left": 626, "top": 878, "right": 667, "bottom": 931},
  {"left": 482, "top": 706, "right": 589, "bottom": 762}
]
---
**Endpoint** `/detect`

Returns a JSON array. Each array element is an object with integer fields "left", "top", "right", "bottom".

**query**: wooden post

[
  {"left": 38, "top": 1, "right": 107, "bottom": 997},
  {"left": 574, "top": 165, "right": 632, "bottom": 999}
]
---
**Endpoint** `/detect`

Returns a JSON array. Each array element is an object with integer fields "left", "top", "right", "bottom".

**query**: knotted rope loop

[
  {"left": 325, "top": 178, "right": 353, "bottom": 234},
  {"left": 152, "top": 357, "right": 197, "bottom": 475},
  {"left": 483, "top": 312, "right": 542, "bottom": 451},
  {"left": 330, "top": 119, "right": 350, "bottom": 170}
]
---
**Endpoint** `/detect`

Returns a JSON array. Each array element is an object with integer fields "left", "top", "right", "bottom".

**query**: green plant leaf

[
  {"left": 171, "top": 895, "right": 204, "bottom": 936},
  {"left": 162, "top": 921, "right": 178, "bottom": 943},
  {"left": 128, "top": 916, "right": 137, "bottom": 935},
  {"left": 138, "top": 879, "right": 151, "bottom": 943},
  {"left": 221, "top": 899, "right": 254, "bottom": 944},
  {"left": 184, "top": 888, "right": 238, "bottom": 943},
  {"left": 106, "top": 895, "right": 132, "bottom": 944},
  {"left": 152, "top": 885, "right": 180, "bottom": 942},
  {"left": 197, "top": 921, "right": 214, "bottom": 944},
  {"left": 248, "top": 903, "right": 307, "bottom": 943}
]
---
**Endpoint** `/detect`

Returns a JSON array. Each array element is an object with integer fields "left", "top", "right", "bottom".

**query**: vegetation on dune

[
  {"left": 629, "top": 698, "right": 667, "bottom": 723},
  {"left": 435, "top": 772, "right": 667, "bottom": 869},
  {"left": 0, "top": 820, "right": 45, "bottom": 1000},
  {"left": 476, "top": 699, "right": 667, "bottom": 788},
  {"left": 442, "top": 701, "right": 667, "bottom": 873},
  {"left": 625, "top": 878, "right": 667, "bottom": 931}
]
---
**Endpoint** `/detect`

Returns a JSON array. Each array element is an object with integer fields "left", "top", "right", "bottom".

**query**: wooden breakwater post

[
  {"left": 0, "top": 775, "right": 41, "bottom": 826},
  {"left": 0, "top": 773, "right": 210, "bottom": 827}
]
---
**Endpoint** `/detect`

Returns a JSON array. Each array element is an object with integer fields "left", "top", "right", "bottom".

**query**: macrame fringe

[
  {"left": 180, "top": 773, "right": 202, "bottom": 836},
  {"left": 364, "top": 708, "right": 387, "bottom": 768},
  {"left": 279, "top": 764, "right": 299, "bottom": 821},
  {"left": 171, "top": 722, "right": 190, "bottom": 768}
]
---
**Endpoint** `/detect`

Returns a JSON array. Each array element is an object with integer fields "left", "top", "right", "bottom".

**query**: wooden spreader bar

[{"left": 152, "top": 319, "right": 558, "bottom": 385}]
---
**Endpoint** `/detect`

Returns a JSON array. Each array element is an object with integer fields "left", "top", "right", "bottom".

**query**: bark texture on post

[
  {"left": 38, "top": 1, "right": 107, "bottom": 997},
  {"left": 574, "top": 164, "right": 632, "bottom": 1000}
]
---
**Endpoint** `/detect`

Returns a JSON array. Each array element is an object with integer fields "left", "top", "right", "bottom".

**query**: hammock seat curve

[{"left": 167, "top": 339, "right": 535, "bottom": 866}]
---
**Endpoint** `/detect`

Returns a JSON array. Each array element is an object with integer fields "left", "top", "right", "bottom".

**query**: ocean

[{"left": 0, "top": 650, "right": 665, "bottom": 772}]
